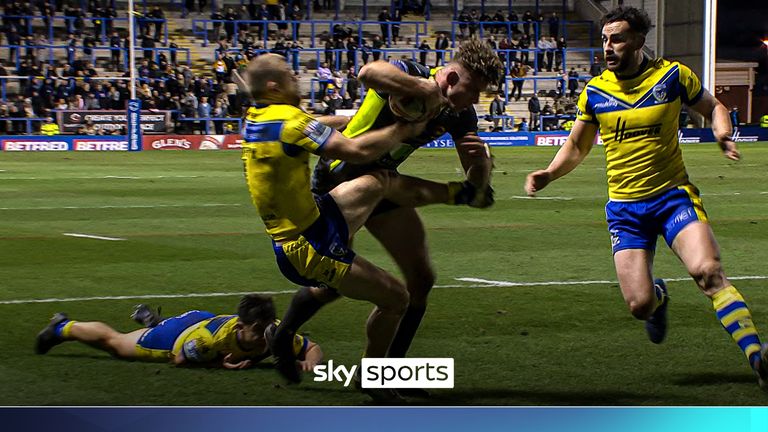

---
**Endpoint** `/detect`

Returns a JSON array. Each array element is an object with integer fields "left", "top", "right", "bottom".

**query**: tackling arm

[
  {"left": 687, "top": 90, "right": 740, "bottom": 161},
  {"left": 525, "top": 119, "right": 598, "bottom": 196},
  {"left": 357, "top": 60, "right": 439, "bottom": 99},
  {"left": 320, "top": 121, "right": 425, "bottom": 163}
]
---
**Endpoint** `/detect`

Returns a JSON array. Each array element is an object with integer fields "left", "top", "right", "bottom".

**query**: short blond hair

[
  {"left": 246, "top": 54, "right": 289, "bottom": 100},
  {"left": 452, "top": 38, "right": 504, "bottom": 87}
]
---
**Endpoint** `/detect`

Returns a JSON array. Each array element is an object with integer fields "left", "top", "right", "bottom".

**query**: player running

[{"left": 525, "top": 6, "right": 768, "bottom": 389}]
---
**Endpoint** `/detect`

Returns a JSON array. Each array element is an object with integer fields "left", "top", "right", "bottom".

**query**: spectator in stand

[
  {"left": 489, "top": 93, "right": 506, "bottom": 131},
  {"left": 522, "top": 10, "right": 533, "bottom": 36},
  {"left": 372, "top": 34, "right": 384, "bottom": 61},
  {"left": 567, "top": 67, "right": 579, "bottom": 98},
  {"left": 151, "top": 6, "right": 165, "bottom": 42},
  {"left": 528, "top": 93, "right": 540, "bottom": 130},
  {"left": 276, "top": 4, "right": 288, "bottom": 38},
  {"left": 518, "top": 118, "right": 529, "bottom": 132},
  {"left": 198, "top": 95, "right": 211, "bottom": 133},
  {"left": 82, "top": 32, "right": 96, "bottom": 59},
  {"left": 323, "top": 38, "right": 333, "bottom": 66},
  {"left": 289, "top": 40, "right": 303, "bottom": 74},
  {"left": 556, "top": 36, "right": 567, "bottom": 72},
  {"left": 198, "top": 0, "right": 207, "bottom": 14},
  {"left": 589, "top": 55, "right": 603, "bottom": 77},
  {"left": 109, "top": 31, "right": 121, "bottom": 71},
  {"left": 492, "top": 9, "right": 506, "bottom": 35},
  {"left": 346, "top": 67, "right": 359, "bottom": 106},
  {"left": 141, "top": 34, "right": 155, "bottom": 61},
  {"left": 41, "top": 116, "right": 59, "bottom": 135},
  {"left": 321, "top": 87, "right": 343, "bottom": 115},
  {"left": 210, "top": 8, "right": 223, "bottom": 43},
  {"left": 360, "top": 38, "right": 370, "bottom": 65},
  {"left": 333, "top": 37, "right": 345, "bottom": 70},
  {"left": 536, "top": 35, "right": 548, "bottom": 71},
  {"left": 224, "top": 7, "right": 238, "bottom": 43},
  {"left": 510, "top": 61, "right": 527, "bottom": 101},
  {"left": 346, "top": 37, "right": 358, "bottom": 69},
  {"left": 487, "top": 35, "right": 498, "bottom": 50},
  {"left": 212, "top": 99, "right": 225, "bottom": 134},
  {"left": 315, "top": 62, "right": 332, "bottom": 96},
  {"left": 378, "top": 7, "right": 390, "bottom": 41},
  {"left": 169, "top": 38, "right": 179, "bottom": 66},
  {"left": 519, "top": 33, "right": 530, "bottom": 65},
  {"left": 66, "top": 34, "right": 77, "bottom": 65},
  {"left": 546, "top": 36, "right": 556, "bottom": 72},
  {"left": 291, "top": 4, "right": 302, "bottom": 36},
  {"left": 468, "top": 9, "right": 479, "bottom": 37},
  {"left": 548, "top": 12, "right": 559, "bottom": 38},
  {"left": 435, "top": 32, "right": 448, "bottom": 66},
  {"left": 458, "top": 9, "right": 469, "bottom": 38},
  {"left": 391, "top": 8, "right": 402, "bottom": 43},
  {"left": 418, "top": 39, "right": 430, "bottom": 66}
]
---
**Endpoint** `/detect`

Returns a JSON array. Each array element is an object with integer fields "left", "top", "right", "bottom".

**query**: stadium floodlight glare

[{"left": 763, "top": 39, "right": 768, "bottom": 48}]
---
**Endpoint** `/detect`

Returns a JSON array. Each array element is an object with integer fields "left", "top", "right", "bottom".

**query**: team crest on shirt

[{"left": 652, "top": 84, "right": 667, "bottom": 103}]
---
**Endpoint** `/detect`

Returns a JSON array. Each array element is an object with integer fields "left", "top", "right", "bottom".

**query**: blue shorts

[
  {"left": 605, "top": 184, "right": 709, "bottom": 254},
  {"left": 273, "top": 193, "right": 356, "bottom": 289},
  {"left": 135, "top": 310, "right": 216, "bottom": 359}
]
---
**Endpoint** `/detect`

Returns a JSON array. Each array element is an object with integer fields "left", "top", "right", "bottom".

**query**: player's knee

[
  {"left": 689, "top": 259, "right": 725, "bottom": 290},
  {"left": 380, "top": 281, "right": 410, "bottom": 315},
  {"left": 405, "top": 267, "right": 436, "bottom": 306},
  {"left": 626, "top": 296, "right": 655, "bottom": 320}
]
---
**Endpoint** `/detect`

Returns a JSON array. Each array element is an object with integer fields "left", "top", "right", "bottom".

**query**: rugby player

[{"left": 524, "top": 7, "right": 768, "bottom": 389}]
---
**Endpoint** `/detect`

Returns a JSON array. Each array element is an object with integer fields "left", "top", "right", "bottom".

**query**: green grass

[{"left": 1, "top": 144, "right": 768, "bottom": 406}]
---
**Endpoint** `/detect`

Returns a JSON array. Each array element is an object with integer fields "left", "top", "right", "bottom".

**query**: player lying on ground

[
  {"left": 240, "top": 54, "right": 486, "bottom": 402},
  {"left": 270, "top": 39, "right": 504, "bottom": 398},
  {"left": 524, "top": 6, "right": 768, "bottom": 389},
  {"left": 35, "top": 294, "right": 321, "bottom": 371}
]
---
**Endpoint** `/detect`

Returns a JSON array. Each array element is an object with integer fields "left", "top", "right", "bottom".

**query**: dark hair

[
  {"left": 452, "top": 38, "right": 504, "bottom": 88},
  {"left": 600, "top": 7, "right": 652, "bottom": 36},
  {"left": 237, "top": 294, "right": 276, "bottom": 326}
]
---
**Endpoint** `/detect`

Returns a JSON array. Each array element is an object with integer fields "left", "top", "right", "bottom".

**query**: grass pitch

[{"left": 1, "top": 143, "right": 767, "bottom": 406}]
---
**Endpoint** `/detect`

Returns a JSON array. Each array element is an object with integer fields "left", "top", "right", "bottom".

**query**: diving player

[
  {"left": 35, "top": 294, "right": 321, "bottom": 371},
  {"left": 524, "top": 6, "right": 768, "bottom": 389}
]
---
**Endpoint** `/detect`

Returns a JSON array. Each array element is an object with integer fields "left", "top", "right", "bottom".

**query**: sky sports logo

[{"left": 314, "top": 358, "right": 454, "bottom": 389}]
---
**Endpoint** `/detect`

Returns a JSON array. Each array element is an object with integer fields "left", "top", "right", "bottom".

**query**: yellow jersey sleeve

[
  {"left": 280, "top": 109, "right": 335, "bottom": 154},
  {"left": 576, "top": 84, "right": 597, "bottom": 124},
  {"left": 293, "top": 334, "right": 310, "bottom": 359},
  {"left": 677, "top": 63, "right": 704, "bottom": 106}
]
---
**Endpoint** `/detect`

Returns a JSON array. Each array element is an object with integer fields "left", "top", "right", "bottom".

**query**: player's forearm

[
  {"left": 317, "top": 115, "right": 351, "bottom": 131},
  {"left": 710, "top": 102, "right": 733, "bottom": 143},
  {"left": 545, "top": 138, "right": 589, "bottom": 181},
  {"left": 357, "top": 61, "right": 434, "bottom": 98},
  {"left": 346, "top": 123, "right": 413, "bottom": 161}
]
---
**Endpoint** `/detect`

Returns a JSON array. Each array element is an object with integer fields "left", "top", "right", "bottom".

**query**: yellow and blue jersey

[
  {"left": 577, "top": 58, "right": 703, "bottom": 201},
  {"left": 135, "top": 311, "right": 310, "bottom": 363},
  {"left": 241, "top": 104, "right": 335, "bottom": 242}
]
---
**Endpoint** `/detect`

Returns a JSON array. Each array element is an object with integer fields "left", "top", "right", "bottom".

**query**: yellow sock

[{"left": 712, "top": 286, "right": 762, "bottom": 367}]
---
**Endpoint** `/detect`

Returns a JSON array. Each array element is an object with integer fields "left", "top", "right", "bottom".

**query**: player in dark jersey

[{"left": 270, "top": 39, "right": 504, "bottom": 396}]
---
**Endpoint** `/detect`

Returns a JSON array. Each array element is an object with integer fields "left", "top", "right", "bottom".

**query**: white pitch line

[
  {"left": 458, "top": 275, "right": 768, "bottom": 287},
  {"left": 507, "top": 196, "right": 574, "bottom": 201},
  {"left": 0, "top": 203, "right": 241, "bottom": 211},
  {"left": 63, "top": 233, "right": 126, "bottom": 241},
  {"left": 3, "top": 276, "right": 768, "bottom": 306}
]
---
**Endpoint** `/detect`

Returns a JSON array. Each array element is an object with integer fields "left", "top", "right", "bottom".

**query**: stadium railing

[
  {"left": 176, "top": 116, "right": 244, "bottom": 135},
  {"left": 0, "top": 45, "right": 191, "bottom": 70},
  {"left": 448, "top": 20, "right": 593, "bottom": 46},
  {"left": 0, "top": 117, "right": 48, "bottom": 134},
  {"left": 488, "top": 114, "right": 516, "bottom": 131},
  {"left": 192, "top": 19, "right": 429, "bottom": 48},
  {"left": 1, "top": 15, "right": 169, "bottom": 45},
  {"left": 450, "top": 0, "right": 568, "bottom": 19},
  {"left": 496, "top": 47, "right": 603, "bottom": 76},
  {"left": 503, "top": 74, "right": 591, "bottom": 104}
]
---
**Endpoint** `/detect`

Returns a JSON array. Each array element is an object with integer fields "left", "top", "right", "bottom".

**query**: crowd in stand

[{"left": 0, "top": 1, "right": 602, "bottom": 133}]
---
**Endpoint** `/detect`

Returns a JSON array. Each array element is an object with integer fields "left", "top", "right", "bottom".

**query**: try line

[{"left": 1, "top": 276, "right": 767, "bottom": 305}]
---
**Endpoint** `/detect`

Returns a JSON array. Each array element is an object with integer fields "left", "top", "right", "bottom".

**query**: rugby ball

[{"left": 389, "top": 94, "right": 429, "bottom": 122}]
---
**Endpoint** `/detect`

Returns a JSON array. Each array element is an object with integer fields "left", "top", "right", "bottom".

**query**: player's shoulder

[{"left": 389, "top": 58, "right": 431, "bottom": 78}]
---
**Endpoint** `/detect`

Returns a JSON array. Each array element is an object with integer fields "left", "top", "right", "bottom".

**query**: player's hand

[
  {"left": 421, "top": 78, "right": 448, "bottom": 119},
  {"left": 297, "top": 360, "right": 315, "bottom": 373},
  {"left": 525, "top": 170, "right": 552, "bottom": 196},
  {"left": 455, "top": 134, "right": 491, "bottom": 158},
  {"left": 718, "top": 139, "right": 740, "bottom": 161},
  {"left": 222, "top": 353, "right": 252, "bottom": 370}
]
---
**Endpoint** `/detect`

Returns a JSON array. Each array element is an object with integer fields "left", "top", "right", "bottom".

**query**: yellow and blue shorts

[
  {"left": 134, "top": 310, "right": 215, "bottom": 360},
  {"left": 605, "top": 184, "right": 708, "bottom": 254},
  {"left": 273, "top": 194, "right": 355, "bottom": 290}
]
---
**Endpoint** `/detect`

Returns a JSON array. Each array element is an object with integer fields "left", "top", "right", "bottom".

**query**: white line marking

[
  {"left": 1, "top": 174, "right": 235, "bottom": 180},
  {"left": 0, "top": 203, "right": 241, "bottom": 211},
  {"left": 3, "top": 276, "right": 768, "bottom": 306},
  {"left": 458, "top": 275, "right": 768, "bottom": 286},
  {"left": 63, "top": 233, "right": 126, "bottom": 241},
  {"left": 507, "top": 196, "right": 574, "bottom": 201}
]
